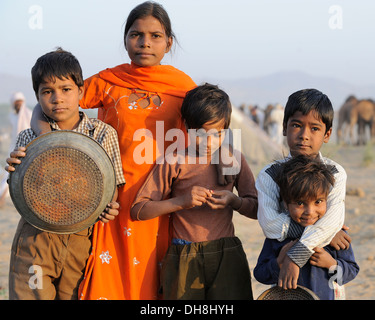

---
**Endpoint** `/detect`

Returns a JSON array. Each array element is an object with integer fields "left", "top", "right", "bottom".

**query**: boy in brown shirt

[{"left": 131, "top": 83, "right": 258, "bottom": 300}]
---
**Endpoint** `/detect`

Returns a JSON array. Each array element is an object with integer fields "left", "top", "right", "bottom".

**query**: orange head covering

[{"left": 98, "top": 62, "right": 196, "bottom": 98}]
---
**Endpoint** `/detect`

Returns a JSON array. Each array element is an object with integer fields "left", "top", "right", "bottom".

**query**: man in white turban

[
  {"left": 269, "top": 103, "right": 284, "bottom": 146},
  {"left": 0, "top": 92, "right": 32, "bottom": 207}
]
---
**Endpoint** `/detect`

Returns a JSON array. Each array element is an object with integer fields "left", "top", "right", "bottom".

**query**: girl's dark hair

[
  {"left": 31, "top": 47, "right": 84, "bottom": 96},
  {"left": 283, "top": 88, "right": 334, "bottom": 133},
  {"left": 181, "top": 83, "right": 232, "bottom": 129},
  {"left": 275, "top": 155, "right": 335, "bottom": 204},
  {"left": 123, "top": 1, "right": 176, "bottom": 49}
]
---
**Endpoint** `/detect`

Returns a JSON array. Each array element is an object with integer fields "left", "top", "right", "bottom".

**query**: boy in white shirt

[{"left": 256, "top": 88, "right": 351, "bottom": 289}]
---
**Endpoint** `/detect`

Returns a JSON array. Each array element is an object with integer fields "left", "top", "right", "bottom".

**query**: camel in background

[
  {"left": 350, "top": 99, "right": 375, "bottom": 145},
  {"left": 337, "top": 95, "right": 358, "bottom": 144},
  {"left": 337, "top": 96, "right": 375, "bottom": 145}
]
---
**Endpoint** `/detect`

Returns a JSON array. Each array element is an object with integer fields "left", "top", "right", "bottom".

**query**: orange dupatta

[{"left": 78, "top": 63, "right": 195, "bottom": 300}]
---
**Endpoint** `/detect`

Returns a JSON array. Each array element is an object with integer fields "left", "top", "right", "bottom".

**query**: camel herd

[{"left": 337, "top": 96, "right": 375, "bottom": 145}]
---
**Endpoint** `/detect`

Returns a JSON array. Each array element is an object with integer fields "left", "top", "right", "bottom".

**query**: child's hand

[
  {"left": 178, "top": 186, "right": 212, "bottom": 209},
  {"left": 206, "top": 190, "right": 241, "bottom": 210},
  {"left": 99, "top": 201, "right": 120, "bottom": 223},
  {"left": 5, "top": 147, "right": 26, "bottom": 172},
  {"left": 277, "top": 239, "right": 298, "bottom": 268},
  {"left": 278, "top": 255, "right": 300, "bottom": 290},
  {"left": 310, "top": 247, "right": 337, "bottom": 269},
  {"left": 330, "top": 226, "right": 351, "bottom": 250},
  {"left": 206, "top": 190, "right": 232, "bottom": 209}
]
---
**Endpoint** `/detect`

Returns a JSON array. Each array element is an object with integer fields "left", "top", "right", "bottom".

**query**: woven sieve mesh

[
  {"left": 258, "top": 286, "right": 318, "bottom": 300},
  {"left": 22, "top": 147, "right": 103, "bottom": 225}
]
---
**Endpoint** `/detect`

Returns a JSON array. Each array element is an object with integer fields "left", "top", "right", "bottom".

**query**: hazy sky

[{"left": 1, "top": 0, "right": 375, "bottom": 86}]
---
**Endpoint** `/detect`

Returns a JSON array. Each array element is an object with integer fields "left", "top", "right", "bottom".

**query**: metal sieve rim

[{"left": 9, "top": 130, "right": 116, "bottom": 234}]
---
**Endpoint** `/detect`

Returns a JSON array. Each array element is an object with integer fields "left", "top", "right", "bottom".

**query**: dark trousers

[{"left": 161, "top": 237, "right": 253, "bottom": 300}]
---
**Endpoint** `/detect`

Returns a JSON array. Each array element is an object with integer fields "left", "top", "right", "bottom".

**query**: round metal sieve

[
  {"left": 9, "top": 130, "right": 116, "bottom": 234},
  {"left": 257, "top": 285, "right": 320, "bottom": 300}
]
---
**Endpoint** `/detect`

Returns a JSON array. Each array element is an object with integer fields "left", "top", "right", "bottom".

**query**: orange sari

[{"left": 78, "top": 63, "right": 195, "bottom": 300}]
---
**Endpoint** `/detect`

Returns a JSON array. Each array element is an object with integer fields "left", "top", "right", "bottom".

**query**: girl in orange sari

[
  {"left": 79, "top": 2, "right": 196, "bottom": 300},
  {"left": 32, "top": 1, "right": 195, "bottom": 300}
]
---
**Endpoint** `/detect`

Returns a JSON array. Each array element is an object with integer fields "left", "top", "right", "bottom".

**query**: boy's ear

[
  {"left": 78, "top": 86, "right": 84, "bottom": 101},
  {"left": 283, "top": 200, "right": 288, "bottom": 209},
  {"left": 324, "top": 127, "right": 332, "bottom": 143}
]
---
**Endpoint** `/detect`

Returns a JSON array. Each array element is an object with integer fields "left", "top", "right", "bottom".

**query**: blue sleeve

[
  {"left": 331, "top": 245, "right": 360, "bottom": 285},
  {"left": 253, "top": 238, "right": 281, "bottom": 285}
]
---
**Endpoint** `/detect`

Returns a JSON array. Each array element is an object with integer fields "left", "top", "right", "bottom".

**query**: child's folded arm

[
  {"left": 286, "top": 219, "right": 305, "bottom": 238},
  {"left": 131, "top": 200, "right": 149, "bottom": 221},
  {"left": 30, "top": 104, "right": 51, "bottom": 135},
  {"left": 79, "top": 73, "right": 106, "bottom": 110},
  {"left": 130, "top": 162, "right": 180, "bottom": 221},
  {"left": 335, "top": 247, "right": 360, "bottom": 285},
  {"left": 286, "top": 240, "right": 313, "bottom": 268},
  {"left": 256, "top": 167, "right": 291, "bottom": 241},
  {"left": 131, "top": 197, "right": 184, "bottom": 221},
  {"left": 253, "top": 239, "right": 280, "bottom": 285},
  {"left": 234, "top": 152, "right": 258, "bottom": 219}
]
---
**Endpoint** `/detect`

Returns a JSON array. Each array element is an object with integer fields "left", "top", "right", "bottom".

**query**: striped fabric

[
  {"left": 287, "top": 219, "right": 305, "bottom": 239},
  {"left": 256, "top": 153, "right": 346, "bottom": 267}
]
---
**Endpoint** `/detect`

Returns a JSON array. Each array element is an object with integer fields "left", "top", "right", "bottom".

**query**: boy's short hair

[
  {"left": 31, "top": 47, "right": 84, "bottom": 96},
  {"left": 283, "top": 89, "right": 334, "bottom": 133},
  {"left": 181, "top": 83, "right": 232, "bottom": 129},
  {"left": 276, "top": 155, "right": 335, "bottom": 204}
]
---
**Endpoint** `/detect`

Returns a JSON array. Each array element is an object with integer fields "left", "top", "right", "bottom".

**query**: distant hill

[
  {"left": 1, "top": 71, "right": 375, "bottom": 110},
  {"left": 199, "top": 70, "right": 375, "bottom": 110}
]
